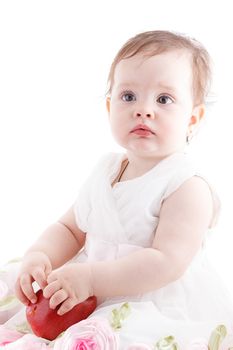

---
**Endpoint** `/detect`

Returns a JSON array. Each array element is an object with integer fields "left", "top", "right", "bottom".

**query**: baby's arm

[
  {"left": 43, "top": 176, "right": 213, "bottom": 315},
  {"left": 91, "top": 176, "right": 213, "bottom": 297},
  {"left": 15, "top": 206, "right": 85, "bottom": 304},
  {"left": 23, "top": 207, "right": 85, "bottom": 268}
]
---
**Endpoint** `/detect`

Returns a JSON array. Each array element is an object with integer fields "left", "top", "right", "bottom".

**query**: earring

[{"left": 186, "top": 133, "right": 192, "bottom": 145}]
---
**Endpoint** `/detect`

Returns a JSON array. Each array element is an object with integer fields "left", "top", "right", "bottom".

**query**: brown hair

[{"left": 107, "top": 30, "right": 212, "bottom": 105}]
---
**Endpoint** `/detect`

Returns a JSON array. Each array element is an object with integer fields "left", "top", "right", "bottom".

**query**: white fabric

[{"left": 73, "top": 152, "right": 233, "bottom": 336}]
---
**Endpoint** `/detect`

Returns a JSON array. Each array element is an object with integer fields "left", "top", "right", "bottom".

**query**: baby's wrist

[
  {"left": 88, "top": 263, "right": 95, "bottom": 297},
  {"left": 89, "top": 262, "right": 109, "bottom": 297}
]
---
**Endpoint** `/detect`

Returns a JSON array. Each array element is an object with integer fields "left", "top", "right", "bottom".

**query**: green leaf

[
  {"left": 7, "top": 257, "right": 22, "bottom": 264},
  {"left": 111, "top": 308, "right": 121, "bottom": 330},
  {"left": 15, "top": 321, "right": 32, "bottom": 334},
  {"left": 119, "top": 302, "right": 131, "bottom": 320},
  {"left": 0, "top": 295, "right": 20, "bottom": 310},
  {"left": 110, "top": 302, "right": 131, "bottom": 330},
  {"left": 154, "top": 335, "right": 179, "bottom": 350},
  {"left": 208, "top": 324, "right": 227, "bottom": 350}
]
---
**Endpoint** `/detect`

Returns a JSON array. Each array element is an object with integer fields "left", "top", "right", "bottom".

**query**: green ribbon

[
  {"left": 110, "top": 302, "right": 131, "bottom": 330},
  {"left": 154, "top": 335, "right": 179, "bottom": 350},
  {"left": 208, "top": 324, "right": 227, "bottom": 350}
]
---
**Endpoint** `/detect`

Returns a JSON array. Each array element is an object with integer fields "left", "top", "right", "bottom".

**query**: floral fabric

[{"left": 0, "top": 260, "right": 233, "bottom": 349}]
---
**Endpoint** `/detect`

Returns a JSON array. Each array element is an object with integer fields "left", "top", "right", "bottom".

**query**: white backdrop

[{"left": 1, "top": 0, "right": 233, "bottom": 293}]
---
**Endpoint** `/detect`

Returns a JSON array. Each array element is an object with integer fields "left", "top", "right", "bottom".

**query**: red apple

[{"left": 26, "top": 289, "right": 97, "bottom": 340}]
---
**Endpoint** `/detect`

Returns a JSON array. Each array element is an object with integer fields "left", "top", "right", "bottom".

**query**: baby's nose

[
  {"left": 135, "top": 112, "right": 153, "bottom": 118},
  {"left": 134, "top": 110, "right": 155, "bottom": 119}
]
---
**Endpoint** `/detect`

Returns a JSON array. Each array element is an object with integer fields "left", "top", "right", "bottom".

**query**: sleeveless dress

[{"left": 1, "top": 151, "right": 233, "bottom": 349}]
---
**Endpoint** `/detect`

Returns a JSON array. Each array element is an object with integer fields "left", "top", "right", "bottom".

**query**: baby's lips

[{"left": 130, "top": 123, "right": 155, "bottom": 134}]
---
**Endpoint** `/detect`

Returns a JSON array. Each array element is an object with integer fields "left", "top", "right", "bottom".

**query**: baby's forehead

[
  {"left": 114, "top": 50, "right": 193, "bottom": 80},
  {"left": 116, "top": 49, "right": 192, "bottom": 70}
]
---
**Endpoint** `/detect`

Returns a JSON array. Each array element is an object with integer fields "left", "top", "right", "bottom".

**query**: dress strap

[{"left": 111, "top": 159, "right": 129, "bottom": 187}]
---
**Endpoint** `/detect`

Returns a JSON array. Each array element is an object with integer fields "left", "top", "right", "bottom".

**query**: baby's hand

[
  {"left": 43, "top": 263, "right": 93, "bottom": 315},
  {"left": 15, "top": 251, "right": 52, "bottom": 306}
]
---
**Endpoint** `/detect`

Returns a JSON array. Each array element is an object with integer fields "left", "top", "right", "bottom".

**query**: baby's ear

[
  {"left": 189, "top": 104, "right": 205, "bottom": 128},
  {"left": 106, "top": 97, "right": 111, "bottom": 114},
  {"left": 193, "top": 104, "right": 205, "bottom": 122}
]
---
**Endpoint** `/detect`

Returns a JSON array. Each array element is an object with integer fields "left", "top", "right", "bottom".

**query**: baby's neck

[{"left": 123, "top": 154, "right": 164, "bottom": 180}]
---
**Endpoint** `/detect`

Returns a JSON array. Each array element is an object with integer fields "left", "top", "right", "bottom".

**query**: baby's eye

[
  {"left": 157, "top": 95, "right": 173, "bottom": 105},
  {"left": 121, "top": 92, "right": 136, "bottom": 102}
]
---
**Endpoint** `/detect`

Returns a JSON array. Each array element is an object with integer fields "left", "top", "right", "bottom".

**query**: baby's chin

[{"left": 126, "top": 143, "right": 163, "bottom": 157}]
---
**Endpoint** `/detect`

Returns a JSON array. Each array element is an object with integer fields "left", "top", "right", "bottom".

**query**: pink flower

[
  {"left": 0, "top": 280, "right": 8, "bottom": 299},
  {"left": 0, "top": 334, "right": 51, "bottom": 349},
  {"left": 187, "top": 338, "right": 208, "bottom": 350},
  {"left": 127, "top": 344, "right": 152, "bottom": 349},
  {"left": 0, "top": 326, "right": 23, "bottom": 346},
  {"left": 53, "top": 317, "right": 118, "bottom": 350}
]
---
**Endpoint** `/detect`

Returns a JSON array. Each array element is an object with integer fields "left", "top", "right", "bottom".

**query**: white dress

[
  {"left": 73, "top": 151, "right": 233, "bottom": 346},
  {"left": 1, "top": 151, "right": 233, "bottom": 349}
]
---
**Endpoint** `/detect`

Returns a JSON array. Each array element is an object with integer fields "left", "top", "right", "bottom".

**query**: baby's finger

[
  {"left": 43, "top": 280, "right": 61, "bottom": 299},
  {"left": 57, "top": 297, "right": 77, "bottom": 315},
  {"left": 20, "top": 273, "right": 37, "bottom": 304},
  {"left": 32, "top": 268, "right": 47, "bottom": 290},
  {"left": 46, "top": 271, "right": 57, "bottom": 284},
  {"left": 49, "top": 289, "right": 68, "bottom": 310},
  {"left": 15, "top": 278, "right": 30, "bottom": 305}
]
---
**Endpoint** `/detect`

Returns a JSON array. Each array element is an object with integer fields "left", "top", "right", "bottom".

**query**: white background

[{"left": 0, "top": 1, "right": 233, "bottom": 293}]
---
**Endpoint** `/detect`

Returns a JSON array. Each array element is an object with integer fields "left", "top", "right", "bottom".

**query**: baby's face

[{"left": 107, "top": 50, "right": 203, "bottom": 160}]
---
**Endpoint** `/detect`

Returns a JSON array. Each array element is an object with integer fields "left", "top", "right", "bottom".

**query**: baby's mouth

[{"left": 130, "top": 124, "right": 155, "bottom": 135}]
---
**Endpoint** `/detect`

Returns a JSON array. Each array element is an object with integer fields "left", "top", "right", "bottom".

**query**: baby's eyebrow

[
  {"left": 115, "top": 83, "right": 135, "bottom": 90},
  {"left": 115, "top": 82, "right": 176, "bottom": 93},
  {"left": 156, "top": 82, "right": 176, "bottom": 92}
]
